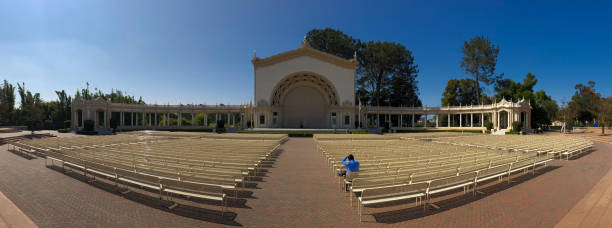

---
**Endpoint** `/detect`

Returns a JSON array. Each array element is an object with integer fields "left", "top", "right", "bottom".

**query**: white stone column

[
  {"left": 507, "top": 112, "right": 511, "bottom": 129},
  {"left": 103, "top": 111, "right": 107, "bottom": 128},
  {"left": 470, "top": 113, "right": 473, "bottom": 127},
  {"left": 460, "top": 113, "right": 462, "bottom": 127},
  {"left": 497, "top": 112, "right": 500, "bottom": 129},
  {"left": 203, "top": 113, "right": 207, "bottom": 127},
  {"left": 192, "top": 113, "right": 195, "bottom": 126},
  {"left": 120, "top": 112, "right": 124, "bottom": 127},
  {"left": 412, "top": 113, "right": 415, "bottom": 128},
  {"left": 481, "top": 113, "right": 485, "bottom": 127},
  {"left": 154, "top": 113, "right": 157, "bottom": 126},
  {"left": 167, "top": 113, "right": 170, "bottom": 126},
  {"left": 424, "top": 114, "right": 427, "bottom": 128},
  {"left": 448, "top": 114, "right": 451, "bottom": 127},
  {"left": 400, "top": 114, "right": 403, "bottom": 128},
  {"left": 436, "top": 114, "right": 439, "bottom": 128}
]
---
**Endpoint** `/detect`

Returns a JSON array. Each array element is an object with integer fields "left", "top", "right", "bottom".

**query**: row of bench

[
  {"left": 10, "top": 134, "right": 285, "bottom": 213},
  {"left": 315, "top": 135, "right": 573, "bottom": 222},
  {"left": 434, "top": 135, "right": 594, "bottom": 159}
]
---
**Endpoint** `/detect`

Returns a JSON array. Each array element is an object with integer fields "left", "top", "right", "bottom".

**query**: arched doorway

[
  {"left": 498, "top": 111, "right": 509, "bottom": 129},
  {"left": 282, "top": 87, "right": 327, "bottom": 128},
  {"left": 270, "top": 72, "right": 339, "bottom": 128}
]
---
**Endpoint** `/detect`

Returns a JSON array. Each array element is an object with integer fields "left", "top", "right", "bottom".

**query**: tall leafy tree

[
  {"left": 305, "top": 28, "right": 421, "bottom": 108},
  {"left": 568, "top": 81, "right": 599, "bottom": 124},
  {"left": 441, "top": 78, "right": 482, "bottom": 106},
  {"left": 460, "top": 36, "right": 502, "bottom": 104},
  {"left": 17, "top": 83, "right": 44, "bottom": 130},
  {"left": 494, "top": 73, "right": 558, "bottom": 128},
  {"left": 305, "top": 28, "right": 359, "bottom": 59},
  {"left": 594, "top": 97, "right": 612, "bottom": 134},
  {"left": 54, "top": 90, "right": 72, "bottom": 127},
  {"left": 357, "top": 41, "right": 420, "bottom": 107},
  {"left": 0, "top": 80, "right": 16, "bottom": 124}
]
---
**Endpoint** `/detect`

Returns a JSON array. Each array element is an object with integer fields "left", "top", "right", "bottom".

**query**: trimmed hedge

[
  {"left": 395, "top": 129, "right": 483, "bottom": 133},
  {"left": 238, "top": 130, "right": 371, "bottom": 135},
  {"left": 288, "top": 132, "right": 314, "bottom": 137},
  {"left": 57, "top": 128, "right": 69, "bottom": 133},
  {"left": 77, "top": 130, "right": 98, "bottom": 135}
]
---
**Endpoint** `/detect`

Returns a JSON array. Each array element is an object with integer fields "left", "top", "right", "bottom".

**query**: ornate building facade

[{"left": 72, "top": 41, "right": 531, "bottom": 132}]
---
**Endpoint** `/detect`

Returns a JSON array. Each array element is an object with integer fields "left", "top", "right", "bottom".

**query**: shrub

[
  {"left": 77, "top": 130, "right": 97, "bottom": 135},
  {"left": 288, "top": 132, "right": 313, "bottom": 137},
  {"left": 110, "top": 118, "right": 119, "bottom": 129},
  {"left": 57, "top": 128, "right": 69, "bottom": 133},
  {"left": 215, "top": 119, "right": 226, "bottom": 133},
  {"left": 511, "top": 121, "right": 522, "bottom": 132},
  {"left": 484, "top": 121, "right": 493, "bottom": 131},
  {"left": 84, "top": 120, "right": 95, "bottom": 131}
]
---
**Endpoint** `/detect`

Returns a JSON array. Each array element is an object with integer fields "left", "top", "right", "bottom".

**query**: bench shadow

[
  {"left": 6, "top": 148, "right": 37, "bottom": 160},
  {"left": 46, "top": 165, "right": 243, "bottom": 226},
  {"left": 569, "top": 149, "right": 596, "bottom": 160},
  {"left": 363, "top": 165, "right": 560, "bottom": 224}
]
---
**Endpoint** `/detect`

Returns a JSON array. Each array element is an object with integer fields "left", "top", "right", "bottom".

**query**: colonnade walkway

[{"left": 1, "top": 135, "right": 612, "bottom": 227}]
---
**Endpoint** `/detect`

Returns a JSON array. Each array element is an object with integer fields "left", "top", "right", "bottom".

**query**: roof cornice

[{"left": 251, "top": 45, "right": 359, "bottom": 70}]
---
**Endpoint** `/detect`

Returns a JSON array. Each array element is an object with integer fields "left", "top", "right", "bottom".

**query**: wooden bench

[
  {"left": 160, "top": 178, "right": 226, "bottom": 213},
  {"left": 358, "top": 182, "right": 429, "bottom": 222}
]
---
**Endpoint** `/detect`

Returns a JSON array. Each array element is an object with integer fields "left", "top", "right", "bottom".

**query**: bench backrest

[
  {"left": 478, "top": 164, "right": 510, "bottom": 178},
  {"left": 115, "top": 168, "right": 160, "bottom": 185},
  {"left": 362, "top": 182, "right": 429, "bottom": 200},
  {"left": 160, "top": 179, "right": 223, "bottom": 196},
  {"left": 429, "top": 172, "right": 476, "bottom": 190},
  {"left": 85, "top": 161, "right": 116, "bottom": 174}
]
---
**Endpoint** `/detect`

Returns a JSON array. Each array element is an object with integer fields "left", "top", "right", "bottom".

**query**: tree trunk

[{"left": 475, "top": 73, "right": 480, "bottom": 104}]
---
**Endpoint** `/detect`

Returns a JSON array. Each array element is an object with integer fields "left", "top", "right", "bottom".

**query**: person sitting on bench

[{"left": 338, "top": 154, "right": 360, "bottom": 176}]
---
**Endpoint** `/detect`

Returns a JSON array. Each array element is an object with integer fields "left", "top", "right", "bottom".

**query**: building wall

[{"left": 254, "top": 55, "right": 355, "bottom": 106}]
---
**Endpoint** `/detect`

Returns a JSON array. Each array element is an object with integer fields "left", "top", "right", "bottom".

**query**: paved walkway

[
  {"left": 1, "top": 136, "right": 612, "bottom": 227},
  {"left": 555, "top": 167, "right": 612, "bottom": 228},
  {"left": 0, "top": 191, "right": 37, "bottom": 228}
]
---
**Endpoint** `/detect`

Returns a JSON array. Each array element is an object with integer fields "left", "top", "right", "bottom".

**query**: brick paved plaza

[{"left": 0, "top": 133, "right": 611, "bottom": 227}]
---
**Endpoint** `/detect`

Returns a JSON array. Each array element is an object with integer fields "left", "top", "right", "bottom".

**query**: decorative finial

[{"left": 253, "top": 50, "right": 257, "bottom": 59}]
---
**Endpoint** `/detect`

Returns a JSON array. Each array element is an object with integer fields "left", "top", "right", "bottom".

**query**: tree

[
  {"left": 494, "top": 73, "right": 558, "bottom": 128},
  {"left": 53, "top": 90, "right": 72, "bottom": 128},
  {"left": 305, "top": 28, "right": 421, "bottom": 108},
  {"left": 441, "top": 78, "right": 482, "bottom": 106},
  {"left": 0, "top": 80, "right": 16, "bottom": 124},
  {"left": 74, "top": 82, "right": 145, "bottom": 104},
  {"left": 594, "top": 96, "right": 612, "bottom": 135},
  {"left": 17, "top": 83, "right": 44, "bottom": 131},
  {"left": 460, "top": 36, "right": 502, "bottom": 104},
  {"left": 568, "top": 81, "right": 599, "bottom": 124},
  {"left": 357, "top": 41, "right": 420, "bottom": 107},
  {"left": 305, "top": 28, "right": 359, "bottom": 59}
]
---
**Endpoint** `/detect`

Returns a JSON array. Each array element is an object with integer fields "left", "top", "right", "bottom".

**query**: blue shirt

[{"left": 342, "top": 156, "right": 360, "bottom": 172}]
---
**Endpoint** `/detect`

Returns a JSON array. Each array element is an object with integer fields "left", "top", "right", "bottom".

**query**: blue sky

[{"left": 0, "top": 0, "right": 610, "bottom": 107}]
